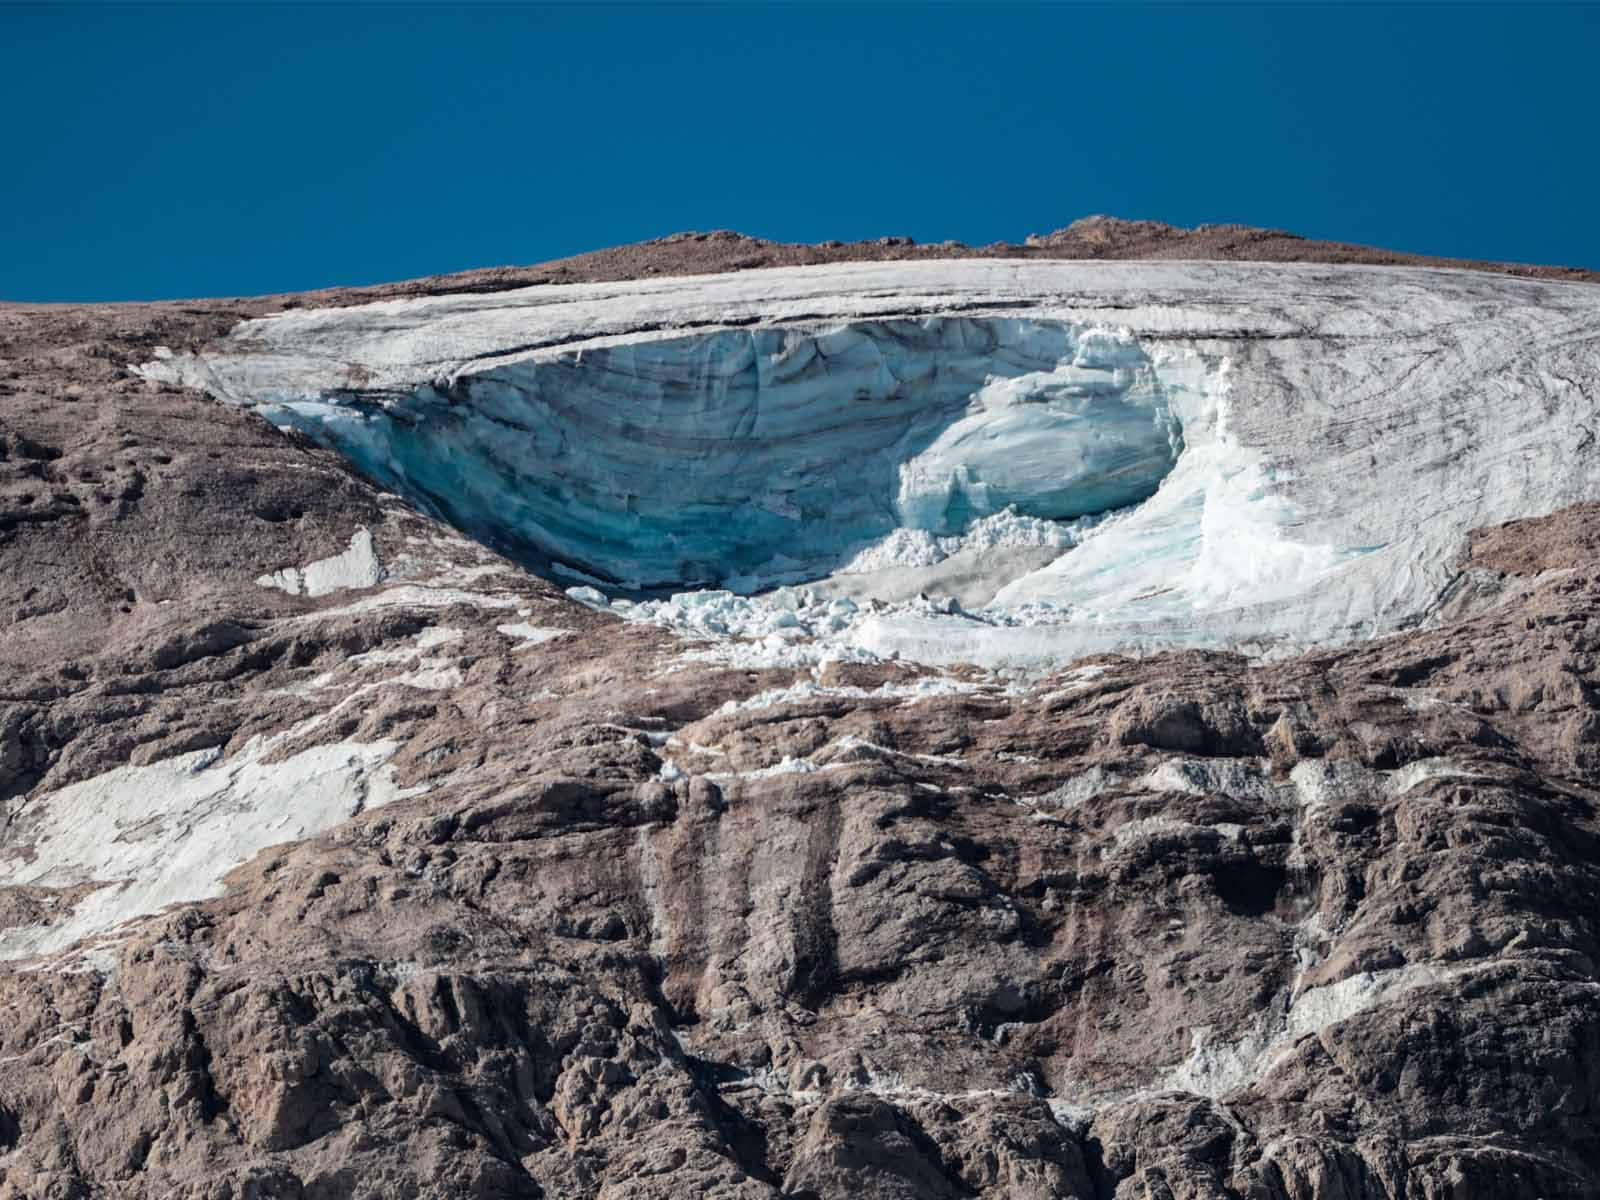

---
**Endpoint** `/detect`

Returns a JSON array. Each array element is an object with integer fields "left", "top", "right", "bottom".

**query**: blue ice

[{"left": 267, "top": 317, "right": 1184, "bottom": 591}]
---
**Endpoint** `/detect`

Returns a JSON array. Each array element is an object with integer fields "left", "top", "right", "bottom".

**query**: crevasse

[{"left": 269, "top": 318, "right": 1188, "bottom": 592}]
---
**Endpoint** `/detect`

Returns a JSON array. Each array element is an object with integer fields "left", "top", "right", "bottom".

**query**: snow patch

[
  {"left": 0, "top": 731, "right": 423, "bottom": 961},
  {"left": 1291, "top": 757, "right": 1486, "bottom": 817},
  {"left": 1162, "top": 962, "right": 1462, "bottom": 1098},
  {"left": 713, "top": 674, "right": 998, "bottom": 717},
  {"left": 310, "top": 584, "right": 521, "bottom": 618},
  {"left": 416, "top": 626, "right": 465, "bottom": 650},
  {"left": 1019, "top": 767, "right": 1115, "bottom": 811},
  {"left": 495, "top": 622, "right": 572, "bottom": 647},
  {"left": 1389, "top": 757, "right": 1484, "bottom": 794},
  {"left": 1107, "top": 815, "right": 1203, "bottom": 852},
  {"left": 257, "top": 528, "right": 384, "bottom": 597},
  {"left": 1140, "top": 758, "right": 1285, "bottom": 804},
  {"left": 706, "top": 756, "right": 833, "bottom": 783}
]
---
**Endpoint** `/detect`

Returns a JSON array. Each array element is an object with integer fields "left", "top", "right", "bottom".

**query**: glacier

[
  {"left": 138, "top": 259, "right": 1600, "bottom": 668},
  {"left": 262, "top": 318, "right": 1187, "bottom": 593}
]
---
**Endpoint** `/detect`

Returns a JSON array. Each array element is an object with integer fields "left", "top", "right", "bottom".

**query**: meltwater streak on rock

[{"left": 260, "top": 318, "right": 1181, "bottom": 593}]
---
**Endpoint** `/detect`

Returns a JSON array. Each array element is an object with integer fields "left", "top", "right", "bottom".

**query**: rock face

[{"left": 0, "top": 223, "right": 1598, "bottom": 1199}]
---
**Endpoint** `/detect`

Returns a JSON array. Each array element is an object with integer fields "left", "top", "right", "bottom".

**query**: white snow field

[
  {"left": 141, "top": 259, "right": 1600, "bottom": 667},
  {"left": 0, "top": 729, "right": 419, "bottom": 961}
]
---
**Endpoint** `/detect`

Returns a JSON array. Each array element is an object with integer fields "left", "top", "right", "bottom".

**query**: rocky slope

[{"left": 1, "top": 220, "right": 1598, "bottom": 1199}]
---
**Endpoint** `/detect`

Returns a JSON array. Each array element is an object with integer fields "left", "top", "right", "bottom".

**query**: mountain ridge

[
  {"left": 8, "top": 215, "right": 1596, "bottom": 309},
  {"left": 0, "top": 227, "right": 1598, "bottom": 1199}
]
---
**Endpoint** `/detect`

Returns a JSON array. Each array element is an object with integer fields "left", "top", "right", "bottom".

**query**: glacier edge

[{"left": 137, "top": 258, "right": 1600, "bottom": 668}]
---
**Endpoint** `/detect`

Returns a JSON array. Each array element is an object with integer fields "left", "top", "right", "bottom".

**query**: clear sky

[{"left": 4, "top": 2, "right": 1597, "bottom": 301}]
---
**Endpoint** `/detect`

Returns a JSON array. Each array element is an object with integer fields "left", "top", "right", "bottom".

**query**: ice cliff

[
  {"left": 265, "top": 318, "right": 1187, "bottom": 593},
  {"left": 140, "top": 259, "right": 1600, "bottom": 667}
]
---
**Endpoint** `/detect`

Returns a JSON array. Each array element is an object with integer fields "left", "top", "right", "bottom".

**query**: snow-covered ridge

[{"left": 140, "top": 259, "right": 1600, "bottom": 666}]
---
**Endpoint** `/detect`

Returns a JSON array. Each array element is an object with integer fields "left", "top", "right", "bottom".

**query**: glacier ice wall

[
  {"left": 265, "top": 318, "right": 1186, "bottom": 591},
  {"left": 138, "top": 259, "right": 1600, "bottom": 667}
]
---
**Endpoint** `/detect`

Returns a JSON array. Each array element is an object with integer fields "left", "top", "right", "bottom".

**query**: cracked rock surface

[{"left": 1, "top": 220, "right": 1599, "bottom": 1199}]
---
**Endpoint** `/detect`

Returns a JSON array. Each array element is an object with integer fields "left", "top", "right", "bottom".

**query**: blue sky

[{"left": 4, "top": 2, "right": 1597, "bottom": 301}]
